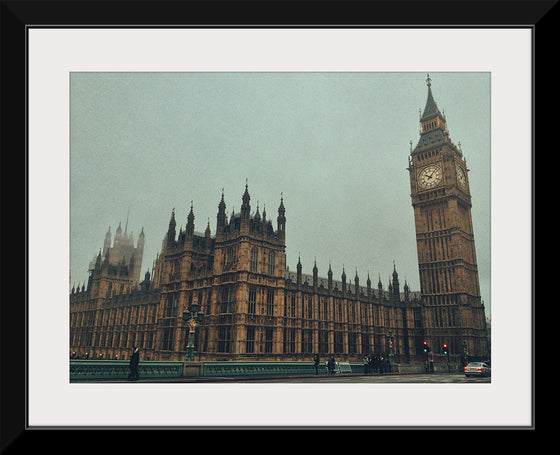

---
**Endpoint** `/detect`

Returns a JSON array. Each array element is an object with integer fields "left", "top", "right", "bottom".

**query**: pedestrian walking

[
  {"left": 367, "top": 355, "right": 374, "bottom": 375},
  {"left": 128, "top": 346, "right": 140, "bottom": 381},
  {"left": 363, "top": 354, "right": 369, "bottom": 375},
  {"left": 327, "top": 356, "right": 336, "bottom": 376},
  {"left": 313, "top": 354, "right": 320, "bottom": 375}
]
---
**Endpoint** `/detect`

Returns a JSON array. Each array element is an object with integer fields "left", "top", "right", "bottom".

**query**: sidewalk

[{"left": 72, "top": 371, "right": 424, "bottom": 383}]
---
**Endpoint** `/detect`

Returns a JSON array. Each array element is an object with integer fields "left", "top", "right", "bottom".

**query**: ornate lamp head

[{"left": 190, "top": 302, "right": 200, "bottom": 314}]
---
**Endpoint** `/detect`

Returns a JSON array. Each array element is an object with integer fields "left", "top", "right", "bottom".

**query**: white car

[{"left": 464, "top": 362, "right": 491, "bottom": 377}]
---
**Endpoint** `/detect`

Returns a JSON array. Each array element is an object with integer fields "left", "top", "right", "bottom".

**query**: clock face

[
  {"left": 456, "top": 165, "right": 467, "bottom": 189},
  {"left": 418, "top": 164, "right": 442, "bottom": 189}
]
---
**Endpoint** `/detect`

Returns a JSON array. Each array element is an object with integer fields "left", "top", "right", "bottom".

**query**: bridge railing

[
  {"left": 69, "top": 360, "right": 367, "bottom": 381},
  {"left": 70, "top": 360, "right": 183, "bottom": 381}
]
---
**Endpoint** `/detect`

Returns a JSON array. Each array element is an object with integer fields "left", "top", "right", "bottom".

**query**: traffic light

[
  {"left": 423, "top": 340, "right": 430, "bottom": 353},
  {"left": 443, "top": 343, "right": 449, "bottom": 355}
]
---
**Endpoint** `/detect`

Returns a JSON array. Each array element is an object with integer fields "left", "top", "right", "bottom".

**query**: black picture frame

[{"left": 2, "top": 0, "right": 548, "bottom": 448}]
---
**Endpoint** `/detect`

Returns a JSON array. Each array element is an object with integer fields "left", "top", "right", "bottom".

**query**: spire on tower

[
  {"left": 217, "top": 189, "right": 227, "bottom": 235},
  {"left": 241, "top": 180, "right": 251, "bottom": 219},
  {"left": 421, "top": 73, "right": 439, "bottom": 120},
  {"left": 277, "top": 193, "right": 286, "bottom": 240},
  {"left": 412, "top": 74, "right": 452, "bottom": 154},
  {"left": 186, "top": 201, "right": 195, "bottom": 236},
  {"left": 166, "top": 208, "right": 176, "bottom": 245}
]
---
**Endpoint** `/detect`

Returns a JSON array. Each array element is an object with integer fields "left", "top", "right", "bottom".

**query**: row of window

[
  {"left": 157, "top": 286, "right": 418, "bottom": 326},
  {"left": 70, "top": 304, "right": 158, "bottom": 328},
  {"left": 74, "top": 316, "right": 425, "bottom": 355},
  {"left": 161, "top": 246, "right": 280, "bottom": 284},
  {"left": 250, "top": 248, "right": 276, "bottom": 275},
  {"left": 247, "top": 286, "right": 275, "bottom": 315},
  {"left": 104, "top": 282, "right": 133, "bottom": 298},
  {"left": 285, "top": 293, "right": 361, "bottom": 322},
  {"left": 71, "top": 327, "right": 155, "bottom": 350},
  {"left": 219, "top": 328, "right": 369, "bottom": 355},
  {"left": 423, "top": 119, "right": 440, "bottom": 132}
]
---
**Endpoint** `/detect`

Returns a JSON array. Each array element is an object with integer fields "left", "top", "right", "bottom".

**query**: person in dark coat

[
  {"left": 313, "top": 354, "right": 320, "bottom": 375},
  {"left": 128, "top": 347, "right": 140, "bottom": 381},
  {"left": 327, "top": 356, "right": 336, "bottom": 376}
]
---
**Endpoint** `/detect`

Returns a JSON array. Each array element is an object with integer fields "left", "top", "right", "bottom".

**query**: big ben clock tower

[{"left": 408, "top": 75, "right": 489, "bottom": 361}]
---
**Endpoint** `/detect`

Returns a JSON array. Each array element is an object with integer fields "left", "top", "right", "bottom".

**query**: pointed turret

[
  {"left": 115, "top": 222, "right": 123, "bottom": 246},
  {"left": 186, "top": 201, "right": 195, "bottom": 237},
  {"left": 296, "top": 255, "right": 302, "bottom": 286},
  {"left": 404, "top": 279, "right": 410, "bottom": 303},
  {"left": 241, "top": 180, "right": 251, "bottom": 220},
  {"left": 313, "top": 258, "right": 318, "bottom": 287},
  {"left": 94, "top": 249, "right": 102, "bottom": 272},
  {"left": 103, "top": 227, "right": 111, "bottom": 255},
  {"left": 166, "top": 208, "right": 176, "bottom": 246},
  {"left": 412, "top": 74, "right": 454, "bottom": 155},
  {"left": 217, "top": 189, "right": 227, "bottom": 238},
  {"left": 421, "top": 74, "right": 439, "bottom": 120},
  {"left": 277, "top": 193, "right": 286, "bottom": 241},
  {"left": 392, "top": 262, "right": 400, "bottom": 304},
  {"left": 141, "top": 269, "right": 151, "bottom": 292},
  {"left": 124, "top": 209, "right": 131, "bottom": 245}
]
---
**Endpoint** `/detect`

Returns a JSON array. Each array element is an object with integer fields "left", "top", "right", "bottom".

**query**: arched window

[
  {"left": 268, "top": 251, "right": 275, "bottom": 275},
  {"left": 250, "top": 248, "right": 258, "bottom": 273}
]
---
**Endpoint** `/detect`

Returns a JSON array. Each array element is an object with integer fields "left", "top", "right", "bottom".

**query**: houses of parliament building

[{"left": 70, "top": 78, "right": 489, "bottom": 365}]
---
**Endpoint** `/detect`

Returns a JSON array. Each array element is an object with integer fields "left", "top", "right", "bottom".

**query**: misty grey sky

[{"left": 70, "top": 72, "right": 491, "bottom": 316}]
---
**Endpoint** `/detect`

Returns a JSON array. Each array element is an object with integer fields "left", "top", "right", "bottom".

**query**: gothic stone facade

[{"left": 70, "top": 80, "right": 489, "bottom": 364}]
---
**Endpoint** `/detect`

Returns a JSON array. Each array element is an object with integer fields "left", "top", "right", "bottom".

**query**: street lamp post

[
  {"left": 182, "top": 301, "right": 204, "bottom": 362},
  {"left": 386, "top": 330, "right": 394, "bottom": 372}
]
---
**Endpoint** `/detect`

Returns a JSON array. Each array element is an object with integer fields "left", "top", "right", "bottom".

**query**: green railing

[
  {"left": 203, "top": 361, "right": 365, "bottom": 377},
  {"left": 202, "top": 361, "right": 319, "bottom": 377},
  {"left": 70, "top": 360, "right": 366, "bottom": 381},
  {"left": 70, "top": 360, "right": 183, "bottom": 381}
]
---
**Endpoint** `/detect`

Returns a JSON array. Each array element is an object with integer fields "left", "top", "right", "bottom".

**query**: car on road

[{"left": 464, "top": 362, "right": 491, "bottom": 377}]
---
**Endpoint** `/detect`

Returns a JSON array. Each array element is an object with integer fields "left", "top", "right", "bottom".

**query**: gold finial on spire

[{"left": 426, "top": 73, "right": 432, "bottom": 87}]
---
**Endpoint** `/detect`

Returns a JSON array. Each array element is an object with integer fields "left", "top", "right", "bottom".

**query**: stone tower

[
  {"left": 408, "top": 75, "right": 488, "bottom": 359},
  {"left": 87, "top": 218, "right": 145, "bottom": 298}
]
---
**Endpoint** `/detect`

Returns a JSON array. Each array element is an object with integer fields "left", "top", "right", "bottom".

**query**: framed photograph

[{"left": 2, "top": 0, "right": 545, "bottom": 443}]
